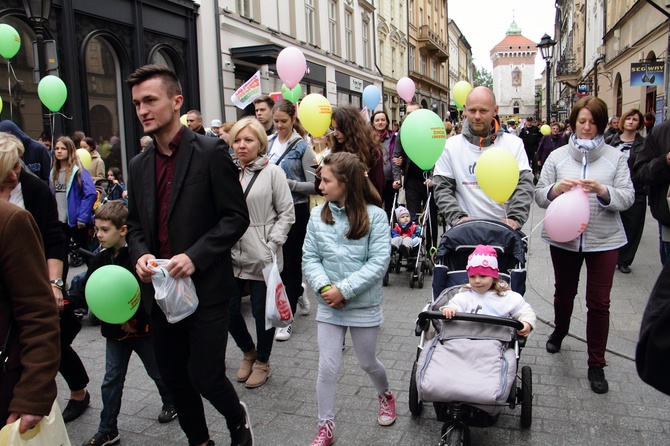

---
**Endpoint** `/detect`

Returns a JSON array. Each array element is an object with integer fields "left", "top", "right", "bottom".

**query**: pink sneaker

[
  {"left": 378, "top": 392, "right": 396, "bottom": 426},
  {"left": 309, "top": 420, "right": 334, "bottom": 446}
]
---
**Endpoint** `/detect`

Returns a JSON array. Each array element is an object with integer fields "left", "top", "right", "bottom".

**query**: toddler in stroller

[
  {"left": 410, "top": 223, "right": 534, "bottom": 446},
  {"left": 391, "top": 206, "right": 421, "bottom": 257}
]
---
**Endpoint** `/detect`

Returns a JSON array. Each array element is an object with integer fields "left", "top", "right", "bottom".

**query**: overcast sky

[{"left": 448, "top": 1, "right": 557, "bottom": 80}]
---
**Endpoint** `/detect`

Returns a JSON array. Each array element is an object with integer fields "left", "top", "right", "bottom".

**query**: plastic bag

[
  {"left": 0, "top": 401, "right": 71, "bottom": 445},
  {"left": 263, "top": 251, "right": 293, "bottom": 330},
  {"left": 148, "top": 259, "right": 199, "bottom": 323}
]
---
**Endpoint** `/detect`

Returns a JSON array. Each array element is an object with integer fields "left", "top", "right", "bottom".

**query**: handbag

[
  {"left": 0, "top": 401, "right": 71, "bottom": 446},
  {"left": 263, "top": 251, "right": 293, "bottom": 330}
]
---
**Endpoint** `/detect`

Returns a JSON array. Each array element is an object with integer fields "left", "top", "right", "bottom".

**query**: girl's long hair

[
  {"left": 272, "top": 100, "right": 308, "bottom": 139},
  {"left": 331, "top": 105, "right": 382, "bottom": 169},
  {"left": 462, "top": 278, "right": 511, "bottom": 297},
  {"left": 52, "top": 136, "right": 82, "bottom": 189},
  {"left": 320, "top": 151, "right": 382, "bottom": 240}
]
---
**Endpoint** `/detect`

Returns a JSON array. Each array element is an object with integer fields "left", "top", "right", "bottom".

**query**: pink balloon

[
  {"left": 276, "top": 47, "right": 306, "bottom": 89},
  {"left": 544, "top": 186, "right": 590, "bottom": 243},
  {"left": 397, "top": 77, "right": 415, "bottom": 102}
]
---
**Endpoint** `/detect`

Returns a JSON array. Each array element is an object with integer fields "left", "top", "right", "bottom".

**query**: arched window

[
  {"left": 84, "top": 36, "right": 125, "bottom": 175},
  {"left": 513, "top": 101, "right": 520, "bottom": 115},
  {"left": 0, "top": 17, "right": 38, "bottom": 135},
  {"left": 614, "top": 73, "right": 622, "bottom": 117}
]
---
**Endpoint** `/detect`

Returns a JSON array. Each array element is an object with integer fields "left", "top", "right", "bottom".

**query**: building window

[
  {"left": 306, "top": 0, "right": 315, "bottom": 45},
  {"left": 345, "top": 9, "right": 353, "bottom": 61},
  {"left": 431, "top": 60, "right": 437, "bottom": 80},
  {"left": 329, "top": 0, "right": 339, "bottom": 55},
  {"left": 362, "top": 18, "right": 370, "bottom": 68},
  {"left": 513, "top": 102, "right": 520, "bottom": 115},
  {"left": 237, "top": 0, "right": 251, "bottom": 18},
  {"left": 85, "top": 36, "right": 125, "bottom": 175},
  {"left": 420, "top": 52, "right": 427, "bottom": 76},
  {"left": 391, "top": 47, "right": 396, "bottom": 74},
  {"left": 409, "top": 0, "right": 414, "bottom": 25},
  {"left": 409, "top": 45, "right": 415, "bottom": 72}
]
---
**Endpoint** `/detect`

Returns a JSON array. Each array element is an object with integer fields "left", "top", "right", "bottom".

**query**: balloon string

[
  {"left": 6, "top": 61, "right": 23, "bottom": 122},
  {"left": 47, "top": 111, "right": 73, "bottom": 120}
]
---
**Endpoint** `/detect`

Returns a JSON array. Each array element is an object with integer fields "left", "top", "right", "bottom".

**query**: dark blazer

[
  {"left": 126, "top": 127, "right": 250, "bottom": 313},
  {"left": 20, "top": 168, "right": 67, "bottom": 263}
]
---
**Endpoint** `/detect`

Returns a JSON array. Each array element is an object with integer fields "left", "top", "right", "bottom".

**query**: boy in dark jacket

[
  {"left": 79, "top": 201, "right": 176, "bottom": 446},
  {"left": 391, "top": 206, "right": 421, "bottom": 257}
]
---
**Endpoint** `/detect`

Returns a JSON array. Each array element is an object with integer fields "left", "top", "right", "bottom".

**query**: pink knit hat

[{"left": 467, "top": 245, "right": 499, "bottom": 279}]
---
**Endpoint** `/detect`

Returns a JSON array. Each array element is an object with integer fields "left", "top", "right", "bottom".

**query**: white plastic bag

[
  {"left": 0, "top": 401, "right": 71, "bottom": 446},
  {"left": 148, "top": 259, "right": 199, "bottom": 323},
  {"left": 262, "top": 251, "right": 293, "bottom": 330}
]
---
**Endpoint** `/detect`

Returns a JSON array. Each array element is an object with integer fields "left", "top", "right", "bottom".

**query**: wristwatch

[{"left": 50, "top": 278, "right": 64, "bottom": 289}]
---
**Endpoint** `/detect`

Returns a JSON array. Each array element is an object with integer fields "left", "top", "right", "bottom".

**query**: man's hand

[
  {"left": 167, "top": 253, "right": 196, "bottom": 279},
  {"left": 424, "top": 178, "right": 433, "bottom": 187},
  {"left": 392, "top": 180, "right": 402, "bottom": 190},
  {"left": 456, "top": 217, "right": 472, "bottom": 225},
  {"left": 52, "top": 286, "right": 64, "bottom": 312},
  {"left": 136, "top": 254, "right": 156, "bottom": 283},
  {"left": 392, "top": 156, "right": 403, "bottom": 166},
  {"left": 6, "top": 413, "right": 43, "bottom": 434}
]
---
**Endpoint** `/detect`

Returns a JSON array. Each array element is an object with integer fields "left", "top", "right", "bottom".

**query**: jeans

[
  {"left": 659, "top": 223, "right": 670, "bottom": 265},
  {"left": 550, "top": 246, "right": 618, "bottom": 367},
  {"left": 281, "top": 202, "right": 309, "bottom": 314},
  {"left": 150, "top": 302, "right": 243, "bottom": 445},
  {"left": 99, "top": 336, "right": 173, "bottom": 434},
  {"left": 59, "top": 305, "right": 89, "bottom": 391},
  {"left": 229, "top": 279, "right": 275, "bottom": 362}
]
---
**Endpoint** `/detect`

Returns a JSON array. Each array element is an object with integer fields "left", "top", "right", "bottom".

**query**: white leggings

[{"left": 316, "top": 322, "right": 389, "bottom": 423}]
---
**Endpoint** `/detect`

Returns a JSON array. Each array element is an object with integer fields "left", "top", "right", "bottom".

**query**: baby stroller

[
  {"left": 383, "top": 192, "right": 434, "bottom": 288},
  {"left": 408, "top": 220, "right": 531, "bottom": 445}
]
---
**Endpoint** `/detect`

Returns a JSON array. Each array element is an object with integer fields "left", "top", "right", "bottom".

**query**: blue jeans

[
  {"left": 99, "top": 336, "right": 173, "bottom": 434},
  {"left": 229, "top": 279, "right": 276, "bottom": 363}
]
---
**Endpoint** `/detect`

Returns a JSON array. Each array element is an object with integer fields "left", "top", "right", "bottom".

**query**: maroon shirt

[{"left": 155, "top": 126, "right": 185, "bottom": 259}]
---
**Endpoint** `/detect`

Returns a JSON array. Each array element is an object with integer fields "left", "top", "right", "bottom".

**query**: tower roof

[
  {"left": 490, "top": 18, "right": 538, "bottom": 55},
  {"left": 507, "top": 20, "right": 522, "bottom": 36}
]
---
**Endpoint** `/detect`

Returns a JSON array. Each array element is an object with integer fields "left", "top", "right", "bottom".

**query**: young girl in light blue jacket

[{"left": 302, "top": 151, "right": 394, "bottom": 446}]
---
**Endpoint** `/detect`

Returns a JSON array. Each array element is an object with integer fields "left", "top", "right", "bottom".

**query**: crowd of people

[{"left": 1, "top": 64, "right": 670, "bottom": 446}]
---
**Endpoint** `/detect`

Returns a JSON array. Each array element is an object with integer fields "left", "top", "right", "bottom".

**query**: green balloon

[
  {"left": 281, "top": 83, "right": 302, "bottom": 104},
  {"left": 0, "top": 24, "right": 21, "bottom": 59},
  {"left": 38, "top": 75, "right": 68, "bottom": 112},
  {"left": 400, "top": 109, "right": 447, "bottom": 170},
  {"left": 85, "top": 265, "right": 141, "bottom": 324}
]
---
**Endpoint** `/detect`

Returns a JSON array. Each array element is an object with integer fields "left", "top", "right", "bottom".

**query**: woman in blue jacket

[
  {"left": 50, "top": 136, "right": 97, "bottom": 262},
  {"left": 303, "top": 152, "right": 394, "bottom": 446}
]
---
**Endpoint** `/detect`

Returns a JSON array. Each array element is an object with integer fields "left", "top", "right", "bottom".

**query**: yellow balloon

[
  {"left": 180, "top": 114, "right": 188, "bottom": 126},
  {"left": 475, "top": 147, "right": 519, "bottom": 203},
  {"left": 76, "top": 148, "right": 92, "bottom": 169},
  {"left": 0, "top": 97, "right": 3, "bottom": 115},
  {"left": 298, "top": 94, "right": 332, "bottom": 137},
  {"left": 453, "top": 81, "right": 473, "bottom": 110},
  {"left": 540, "top": 124, "right": 551, "bottom": 135}
]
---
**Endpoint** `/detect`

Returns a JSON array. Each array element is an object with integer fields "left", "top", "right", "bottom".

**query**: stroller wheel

[
  {"left": 409, "top": 361, "right": 422, "bottom": 416},
  {"left": 520, "top": 366, "right": 533, "bottom": 428},
  {"left": 383, "top": 271, "right": 389, "bottom": 286},
  {"left": 395, "top": 263, "right": 402, "bottom": 274},
  {"left": 409, "top": 273, "right": 416, "bottom": 288},
  {"left": 70, "top": 253, "right": 84, "bottom": 267},
  {"left": 417, "top": 271, "right": 425, "bottom": 288},
  {"left": 440, "top": 422, "right": 469, "bottom": 446}
]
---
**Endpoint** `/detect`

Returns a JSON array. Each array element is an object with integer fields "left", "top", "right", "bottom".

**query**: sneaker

[
  {"left": 274, "top": 323, "right": 292, "bottom": 341},
  {"left": 298, "top": 293, "right": 311, "bottom": 316},
  {"left": 81, "top": 431, "right": 119, "bottom": 446},
  {"left": 310, "top": 420, "right": 334, "bottom": 446},
  {"left": 245, "top": 361, "right": 271, "bottom": 388},
  {"left": 158, "top": 406, "right": 177, "bottom": 423},
  {"left": 378, "top": 392, "right": 396, "bottom": 426},
  {"left": 63, "top": 390, "right": 90, "bottom": 423},
  {"left": 588, "top": 366, "right": 609, "bottom": 394},
  {"left": 230, "top": 401, "right": 254, "bottom": 446}
]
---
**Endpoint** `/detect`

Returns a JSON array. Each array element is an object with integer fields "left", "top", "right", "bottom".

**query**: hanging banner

[
  {"left": 231, "top": 70, "right": 262, "bottom": 109},
  {"left": 630, "top": 63, "right": 664, "bottom": 87}
]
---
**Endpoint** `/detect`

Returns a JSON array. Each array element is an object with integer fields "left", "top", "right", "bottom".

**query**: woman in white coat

[{"left": 228, "top": 117, "right": 295, "bottom": 389}]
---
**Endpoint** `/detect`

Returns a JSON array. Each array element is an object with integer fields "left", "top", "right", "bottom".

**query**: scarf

[
  {"left": 461, "top": 118, "right": 504, "bottom": 148},
  {"left": 570, "top": 134, "right": 603, "bottom": 153},
  {"left": 375, "top": 129, "right": 388, "bottom": 141}
]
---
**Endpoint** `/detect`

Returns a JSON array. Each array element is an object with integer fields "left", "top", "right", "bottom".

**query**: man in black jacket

[{"left": 518, "top": 117, "right": 542, "bottom": 177}]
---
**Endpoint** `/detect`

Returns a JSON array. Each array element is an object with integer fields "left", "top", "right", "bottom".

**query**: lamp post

[
  {"left": 22, "top": 0, "right": 52, "bottom": 132},
  {"left": 537, "top": 33, "right": 556, "bottom": 124}
]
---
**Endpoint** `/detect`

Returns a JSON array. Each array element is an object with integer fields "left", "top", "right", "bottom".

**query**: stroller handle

[{"left": 417, "top": 310, "right": 524, "bottom": 330}]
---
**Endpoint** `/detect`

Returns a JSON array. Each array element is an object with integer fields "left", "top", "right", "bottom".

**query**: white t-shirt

[{"left": 433, "top": 133, "right": 531, "bottom": 221}]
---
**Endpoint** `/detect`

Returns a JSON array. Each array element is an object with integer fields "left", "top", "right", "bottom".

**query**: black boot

[
  {"left": 546, "top": 330, "right": 567, "bottom": 354},
  {"left": 588, "top": 366, "right": 609, "bottom": 394}
]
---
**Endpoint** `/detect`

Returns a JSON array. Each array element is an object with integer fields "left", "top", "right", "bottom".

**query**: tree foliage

[{"left": 474, "top": 66, "right": 493, "bottom": 89}]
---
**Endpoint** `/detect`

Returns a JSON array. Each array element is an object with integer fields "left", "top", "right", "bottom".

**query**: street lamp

[
  {"left": 22, "top": 0, "right": 52, "bottom": 131},
  {"left": 537, "top": 33, "right": 556, "bottom": 124}
]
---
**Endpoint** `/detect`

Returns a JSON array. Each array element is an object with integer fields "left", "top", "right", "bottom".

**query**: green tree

[{"left": 474, "top": 66, "right": 493, "bottom": 89}]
